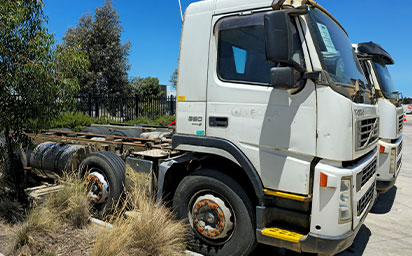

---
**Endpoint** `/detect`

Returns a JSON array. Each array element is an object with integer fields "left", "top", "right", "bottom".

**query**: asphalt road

[{"left": 252, "top": 118, "right": 412, "bottom": 256}]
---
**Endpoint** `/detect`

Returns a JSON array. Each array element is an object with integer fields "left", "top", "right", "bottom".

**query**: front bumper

[
  {"left": 256, "top": 190, "right": 377, "bottom": 254},
  {"left": 377, "top": 137, "right": 402, "bottom": 193},
  {"left": 302, "top": 189, "right": 377, "bottom": 254}
]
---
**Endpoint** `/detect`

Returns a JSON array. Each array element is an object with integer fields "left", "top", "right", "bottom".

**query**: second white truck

[{"left": 354, "top": 42, "right": 403, "bottom": 193}]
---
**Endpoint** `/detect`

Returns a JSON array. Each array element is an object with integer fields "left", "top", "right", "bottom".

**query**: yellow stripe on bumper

[{"left": 263, "top": 189, "right": 307, "bottom": 202}]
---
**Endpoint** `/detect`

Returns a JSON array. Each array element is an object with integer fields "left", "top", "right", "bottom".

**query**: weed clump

[
  {"left": 93, "top": 172, "right": 187, "bottom": 256},
  {"left": 45, "top": 174, "right": 91, "bottom": 228},
  {"left": 11, "top": 174, "right": 91, "bottom": 254}
]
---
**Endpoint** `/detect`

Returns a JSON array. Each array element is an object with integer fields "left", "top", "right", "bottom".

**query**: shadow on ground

[
  {"left": 370, "top": 186, "right": 397, "bottom": 214},
  {"left": 337, "top": 225, "right": 371, "bottom": 256},
  {"left": 250, "top": 243, "right": 305, "bottom": 256}
]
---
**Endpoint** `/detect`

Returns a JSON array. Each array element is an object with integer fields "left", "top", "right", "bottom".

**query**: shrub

[
  {"left": 51, "top": 112, "right": 175, "bottom": 131},
  {"left": 51, "top": 112, "right": 108, "bottom": 131}
]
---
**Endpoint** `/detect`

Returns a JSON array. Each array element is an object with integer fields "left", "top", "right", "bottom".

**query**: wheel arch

[{"left": 158, "top": 135, "right": 264, "bottom": 206}]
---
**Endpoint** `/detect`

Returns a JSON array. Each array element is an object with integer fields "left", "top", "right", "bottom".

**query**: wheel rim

[
  {"left": 84, "top": 169, "right": 110, "bottom": 204},
  {"left": 188, "top": 192, "right": 235, "bottom": 243}
]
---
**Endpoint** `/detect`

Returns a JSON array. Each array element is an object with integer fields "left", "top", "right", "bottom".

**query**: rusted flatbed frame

[{"left": 26, "top": 130, "right": 173, "bottom": 158}]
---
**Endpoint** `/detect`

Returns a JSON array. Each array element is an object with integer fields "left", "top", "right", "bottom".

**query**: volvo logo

[{"left": 354, "top": 109, "right": 365, "bottom": 116}]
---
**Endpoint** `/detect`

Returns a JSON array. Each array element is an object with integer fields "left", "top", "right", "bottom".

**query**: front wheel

[{"left": 173, "top": 169, "right": 256, "bottom": 256}]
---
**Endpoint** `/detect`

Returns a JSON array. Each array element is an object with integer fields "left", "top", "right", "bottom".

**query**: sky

[{"left": 43, "top": 0, "right": 412, "bottom": 96}]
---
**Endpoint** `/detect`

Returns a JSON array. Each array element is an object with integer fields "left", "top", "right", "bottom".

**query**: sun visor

[{"left": 357, "top": 41, "right": 395, "bottom": 65}]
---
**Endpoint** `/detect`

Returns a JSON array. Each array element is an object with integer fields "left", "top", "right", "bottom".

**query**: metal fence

[{"left": 74, "top": 94, "right": 176, "bottom": 122}]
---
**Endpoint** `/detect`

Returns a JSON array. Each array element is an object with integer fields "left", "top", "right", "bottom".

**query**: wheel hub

[
  {"left": 190, "top": 194, "right": 234, "bottom": 240},
  {"left": 84, "top": 171, "right": 109, "bottom": 204}
]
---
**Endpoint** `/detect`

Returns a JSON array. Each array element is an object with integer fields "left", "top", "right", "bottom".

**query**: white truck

[
  {"left": 172, "top": 0, "right": 378, "bottom": 254},
  {"left": 354, "top": 42, "right": 403, "bottom": 193},
  {"left": 26, "top": 0, "right": 379, "bottom": 255}
]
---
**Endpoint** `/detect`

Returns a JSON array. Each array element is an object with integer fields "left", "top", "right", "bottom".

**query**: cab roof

[{"left": 188, "top": 0, "right": 347, "bottom": 35}]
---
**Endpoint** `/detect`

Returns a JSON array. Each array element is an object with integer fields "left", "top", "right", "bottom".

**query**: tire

[
  {"left": 81, "top": 126, "right": 111, "bottom": 135},
  {"left": 80, "top": 151, "right": 125, "bottom": 214},
  {"left": 173, "top": 169, "right": 256, "bottom": 256},
  {"left": 111, "top": 129, "right": 141, "bottom": 138}
]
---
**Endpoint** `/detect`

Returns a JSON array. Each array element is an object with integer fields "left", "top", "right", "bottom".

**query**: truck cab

[
  {"left": 168, "top": 0, "right": 378, "bottom": 255},
  {"left": 354, "top": 42, "right": 403, "bottom": 193}
]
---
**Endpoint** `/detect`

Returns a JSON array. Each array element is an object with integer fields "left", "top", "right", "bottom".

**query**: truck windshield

[
  {"left": 372, "top": 61, "right": 397, "bottom": 99},
  {"left": 307, "top": 8, "right": 366, "bottom": 87}
]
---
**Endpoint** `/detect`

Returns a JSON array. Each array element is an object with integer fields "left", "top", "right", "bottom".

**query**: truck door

[{"left": 206, "top": 12, "right": 317, "bottom": 195}]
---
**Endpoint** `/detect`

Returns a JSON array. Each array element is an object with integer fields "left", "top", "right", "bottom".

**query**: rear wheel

[
  {"left": 80, "top": 151, "right": 125, "bottom": 214},
  {"left": 173, "top": 169, "right": 256, "bottom": 256}
]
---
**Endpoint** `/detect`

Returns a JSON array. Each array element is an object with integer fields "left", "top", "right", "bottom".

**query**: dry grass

[
  {"left": 92, "top": 171, "right": 187, "bottom": 256},
  {"left": 10, "top": 173, "right": 91, "bottom": 255},
  {"left": 13, "top": 206, "right": 58, "bottom": 253},
  {"left": 3, "top": 160, "right": 187, "bottom": 255},
  {"left": 45, "top": 173, "right": 91, "bottom": 228}
]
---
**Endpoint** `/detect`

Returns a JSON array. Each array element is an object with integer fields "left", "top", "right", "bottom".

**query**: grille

[
  {"left": 357, "top": 182, "right": 375, "bottom": 216},
  {"left": 357, "top": 118, "right": 379, "bottom": 150},
  {"left": 396, "top": 156, "right": 402, "bottom": 173},
  {"left": 397, "top": 140, "right": 403, "bottom": 156},
  {"left": 356, "top": 157, "right": 377, "bottom": 192},
  {"left": 398, "top": 115, "right": 403, "bottom": 134}
]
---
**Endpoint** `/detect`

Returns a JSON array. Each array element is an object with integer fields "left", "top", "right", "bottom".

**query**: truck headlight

[{"left": 339, "top": 176, "right": 352, "bottom": 223}]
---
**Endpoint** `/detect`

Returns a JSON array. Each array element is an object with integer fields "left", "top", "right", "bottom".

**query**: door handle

[{"left": 209, "top": 117, "right": 228, "bottom": 128}]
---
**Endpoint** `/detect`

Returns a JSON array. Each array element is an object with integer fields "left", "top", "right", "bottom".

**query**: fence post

[
  {"left": 135, "top": 94, "right": 139, "bottom": 119},
  {"left": 171, "top": 95, "right": 175, "bottom": 115},
  {"left": 95, "top": 96, "right": 99, "bottom": 118},
  {"left": 168, "top": 96, "right": 172, "bottom": 115},
  {"left": 88, "top": 92, "right": 92, "bottom": 117}
]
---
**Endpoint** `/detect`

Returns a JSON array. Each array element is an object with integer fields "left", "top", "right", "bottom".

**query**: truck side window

[{"left": 217, "top": 12, "right": 305, "bottom": 85}]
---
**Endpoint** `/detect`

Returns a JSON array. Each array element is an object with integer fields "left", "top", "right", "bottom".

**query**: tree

[
  {"left": 169, "top": 69, "right": 178, "bottom": 89},
  {"left": 0, "top": 0, "right": 88, "bottom": 198},
  {"left": 129, "top": 77, "right": 165, "bottom": 98},
  {"left": 63, "top": 0, "right": 131, "bottom": 95}
]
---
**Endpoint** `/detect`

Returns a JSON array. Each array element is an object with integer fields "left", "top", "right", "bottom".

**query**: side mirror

[
  {"left": 264, "top": 11, "right": 303, "bottom": 71},
  {"left": 264, "top": 11, "right": 292, "bottom": 64},
  {"left": 270, "top": 67, "right": 301, "bottom": 90}
]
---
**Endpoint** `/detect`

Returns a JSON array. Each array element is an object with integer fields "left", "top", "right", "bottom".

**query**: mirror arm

[
  {"left": 285, "top": 7, "right": 308, "bottom": 16},
  {"left": 291, "top": 62, "right": 304, "bottom": 73},
  {"left": 303, "top": 71, "right": 321, "bottom": 82}
]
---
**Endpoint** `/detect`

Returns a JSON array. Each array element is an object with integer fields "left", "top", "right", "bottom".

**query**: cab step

[{"left": 260, "top": 227, "right": 304, "bottom": 243}]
